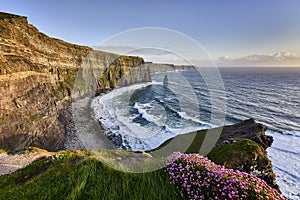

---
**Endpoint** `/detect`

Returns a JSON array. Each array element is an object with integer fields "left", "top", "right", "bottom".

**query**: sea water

[{"left": 92, "top": 67, "right": 300, "bottom": 199}]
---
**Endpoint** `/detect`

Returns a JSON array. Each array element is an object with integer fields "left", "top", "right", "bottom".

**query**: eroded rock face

[
  {"left": 217, "top": 118, "right": 273, "bottom": 148},
  {"left": 0, "top": 12, "right": 150, "bottom": 151}
]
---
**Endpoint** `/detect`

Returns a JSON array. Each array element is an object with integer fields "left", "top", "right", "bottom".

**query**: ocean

[{"left": 92, "top": 67, "right": 300, "bottom": 199}]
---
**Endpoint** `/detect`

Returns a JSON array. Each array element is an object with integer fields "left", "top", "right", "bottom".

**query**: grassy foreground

[
  {"left": 0, "top": 138, "right": 280, "bottom": 199},
  {"left": 0, "top": 150, "right": 184, "bottom": 200}
]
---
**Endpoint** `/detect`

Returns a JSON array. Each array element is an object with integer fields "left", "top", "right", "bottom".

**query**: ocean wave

[
  {"left": 284, "top": 130, "right": 300, "bottom": 138},
  {"left": 267, "top": 129, "right": 300, "bottom": 139},
  {"left": 133, "top": 102, "right": 165, "bottom": 126},
  {"left": 271, "top": 146, "right": 300, "bottom": 156},
  {"left": 96, "top": 82, "right": 153, "bottom": 102},
  {"left": 177, "top": 111, "right": 210, "bottom": 127},
  {"left": 272, "top": 165, "right": 300, "bottom": 183},
  {"left": 163, "top": 125, "right": 209, "bottom": 136}
]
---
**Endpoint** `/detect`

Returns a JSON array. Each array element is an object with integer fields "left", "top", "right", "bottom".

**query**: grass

[
  {"left": 0, "top": 139, "right": 276, "bottom": 199},
  {"left": 5, "top": 147, "right": 48, "bottom": 155},
  {"left": 0, "top": 119, "right": 275, "bottom": 199},
  {"left": 0, "top": 150, "right": 184, "bottom": 200},
  {"left": 206, "top": 139, "right": 278, "bottom": 191},
  {"left": 149, "top": 127, "right": 223, "bottom": 158},
  {"left": 207, "top": 139, "right": 267, "bottom": 169}
]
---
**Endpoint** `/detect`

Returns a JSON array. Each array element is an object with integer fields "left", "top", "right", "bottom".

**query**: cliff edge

[
  {"left": 0, "top": 12, "right": 150, "bottom": 151},
  {"left": 151, "top": 119, "right": 278, "bottom": 190}
]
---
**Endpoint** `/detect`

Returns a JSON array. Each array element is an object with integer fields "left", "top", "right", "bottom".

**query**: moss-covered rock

[
  {"left": 207, "top": 139, "right": 278, "bottom": 191},
  {"left": 151, "top": 119, "right": 279, "bottom": 191}
]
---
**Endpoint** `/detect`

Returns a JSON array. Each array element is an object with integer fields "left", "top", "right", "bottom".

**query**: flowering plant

[{"left": 166, "top": 153, "right": 285, "bottom": 200}]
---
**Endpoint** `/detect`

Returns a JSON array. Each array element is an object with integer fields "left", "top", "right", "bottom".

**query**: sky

[{"left": 1, "top": 0, "right": 300, "bottom": 66}]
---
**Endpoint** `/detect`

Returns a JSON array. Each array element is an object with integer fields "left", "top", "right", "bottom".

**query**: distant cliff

[
  {"left": 0, "top": 12, "right": 151, "bottom": 151},
  {"left": 98, "top": 56, "right": 150, "bottom": 91},
  {"left": 145, "top": 62, "right": 195, "bottom": 74}
]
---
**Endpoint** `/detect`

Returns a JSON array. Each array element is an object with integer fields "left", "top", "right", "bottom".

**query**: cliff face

[
  {"left": 98, "top": 56, "right": 150, "bottom": 91},
  {"left": 0, "top": 12, "right": 150, "bottom": 151},
  {"left": 145, "top": 62, "right": 195, "bottom": 74}
]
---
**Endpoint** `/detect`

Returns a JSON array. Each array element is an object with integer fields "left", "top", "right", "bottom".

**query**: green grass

[
  {"left": 149, "top": 127, "right": 223, "bottom": 158},
  {"left": 0, "top": 150, "right": 184, "bottom": 200},
  {"left": 207, "top": 139, "right": 266, "bottom": 167}
]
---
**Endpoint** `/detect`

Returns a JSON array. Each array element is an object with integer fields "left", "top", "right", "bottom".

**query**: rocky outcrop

[
  {"left": 216, "top": 118, "right": 273, "bottom": 148},
  {"left": 151, "top": 119, "right": 278, "bottom": 190},
  {"left": 208, "top": 119, "right": 278, "bottom": 190},
  {"left": 0, "top": 12, "right": 151, "bottom": 151},
  {"left": 208, "top": 139, "right": 279, "bottom": 191}
]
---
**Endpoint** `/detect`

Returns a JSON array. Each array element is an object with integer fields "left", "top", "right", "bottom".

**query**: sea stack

[{"left": 163, "top": 74, "right": 168, "bottom": 85}]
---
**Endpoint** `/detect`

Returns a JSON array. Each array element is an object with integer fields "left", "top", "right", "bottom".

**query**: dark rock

[
  {"left": 217, "top": 118, "right": 273, "bottom": 149},
  {"left": 163, "top": 74, "right": 168, "bottom": 85}
]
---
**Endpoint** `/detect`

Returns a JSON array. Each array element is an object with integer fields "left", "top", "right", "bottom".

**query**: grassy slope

[
  {"left": 207, "top": 139, "right": 265, "bottom": 166},
  {"left": 0, "top": 130, "right": 274, "bottom": 199},
  {"left": 0, "top": 150, "right": 184, "bottom": 200}
]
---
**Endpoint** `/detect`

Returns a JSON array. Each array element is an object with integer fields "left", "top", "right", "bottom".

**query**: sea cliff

[
  {"left": 145, "top": 62, "right": 195, "bottom": 74},
  {"left": 0, "top": 12, "right": 150, "bottom": 151}
]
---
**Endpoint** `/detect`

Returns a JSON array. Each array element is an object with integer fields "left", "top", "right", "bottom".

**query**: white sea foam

[
  {"left": 95, "top": 82, "right": 153, "bottom": 103},
  {"left": 266, "top": 130, "right": 300, "bottom": 199},
  {"left": 178, "top": 111, "right": 207, "bottom": 125},
  {"left": 164, "top": 125, "right": 210, "bottom": 136},
  {"left": 91, "top": 84, "right": 211, "bottom": 151},
  {"left": 133, "top": 102, "right": 165, "bottom": 126}
]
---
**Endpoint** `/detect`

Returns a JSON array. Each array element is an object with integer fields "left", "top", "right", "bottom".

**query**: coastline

[
  {"left": 61, "top": 91, "right": 116, "bottom": 150},
  {"left": 0, "top": 80, "right": 284, "bottom": 197},
  {"left": 0, "top": 12, "right": 294, "bottom": 199}
]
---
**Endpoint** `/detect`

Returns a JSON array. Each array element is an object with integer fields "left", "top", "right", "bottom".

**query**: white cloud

[
  {"left": 219, "top": 55, "right": 232, "bottom": 62},
  {"left": 218, "top": 51, "right": 300, "bottom": 66}
]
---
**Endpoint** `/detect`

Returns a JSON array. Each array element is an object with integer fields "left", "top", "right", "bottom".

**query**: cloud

[
  {"left": 218, "top": 51, "right": 300, "bottom": 66},
  {"left": 219, "top": 55, "right": 232, "bottom": 62}
]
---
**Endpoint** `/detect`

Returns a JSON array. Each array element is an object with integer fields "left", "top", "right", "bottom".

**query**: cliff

[
  {"left": 150, "top": 119, "right": 278, "bottom": 190},
  {"left": 145, "top": 62, "right": 195, "bottom": 74},
  {"left": 98, "top": 56, "right": 150, "bottom": 91},
  {"left": 0, "top": 12, "right": 151, "bottom": 151}
]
